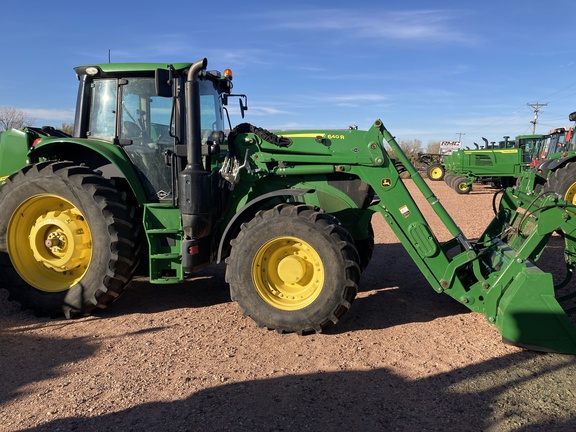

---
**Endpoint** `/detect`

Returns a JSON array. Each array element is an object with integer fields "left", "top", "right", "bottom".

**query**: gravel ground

[{"left": 1, "top": 179, "right": 576, "bottom": 432}]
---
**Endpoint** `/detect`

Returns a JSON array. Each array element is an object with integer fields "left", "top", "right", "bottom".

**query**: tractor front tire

[
  {"left": 427, "top": 164, "right": 445, "bottom": 181},
  {"left": 0, "top": 162, "right": 139, "bottom": 318},
  {"left": 226, "top": 203, "right": 360, "bottom": 334},
  {"left": 544, "top": 162, "right": 576, "bottom": 204}
]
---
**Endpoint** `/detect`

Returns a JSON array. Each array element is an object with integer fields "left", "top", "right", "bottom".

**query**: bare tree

[
  {"left": 399, "top": 138, "right": 422, "bottom": 163},
  {"left": 0, "top": 107, "right": 34, "bottom": 131},
  {"left": 426, "top": 141, "right": 441, "bottom": 155},
  {"left": 60, "top": 122, "right": 74, "bottom": 136}
]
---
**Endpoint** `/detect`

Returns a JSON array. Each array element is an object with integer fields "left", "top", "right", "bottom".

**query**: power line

[
  {"left": 527, "top": 102, "right": 547, "bottom": 134},
  {"left": 465, "top": 80, "right": 576, "bottom": 137}
]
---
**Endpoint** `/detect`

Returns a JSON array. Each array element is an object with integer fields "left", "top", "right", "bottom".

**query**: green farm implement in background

[{"left": 438, "top": 134, "right": 544, "bottom": 194}]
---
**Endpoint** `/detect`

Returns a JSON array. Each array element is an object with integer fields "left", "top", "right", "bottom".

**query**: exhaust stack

[{"left": 179, "top": 58, "right": 211, "bottom": 271}]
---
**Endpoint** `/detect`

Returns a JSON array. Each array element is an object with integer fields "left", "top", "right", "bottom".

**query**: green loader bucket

[
  {"left": 472, "top": 188, "right": 576, "bottom": 354},
  {"left": 497, "top": 262, "right": 576, "bottom": 352}
]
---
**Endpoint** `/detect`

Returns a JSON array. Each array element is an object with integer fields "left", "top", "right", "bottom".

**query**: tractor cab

[
  {"left": 515, "top": 134, "right": 545, "bottom": 163},
  {"left": 72, "top": 62, "right": 235, "bottom": 201}
]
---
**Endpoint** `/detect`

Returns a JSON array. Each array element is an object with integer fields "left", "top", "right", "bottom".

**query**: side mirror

[
  {"left": 239, "top": 96, "right": 248, "bottom": 119},
  {"left": 222, "top": 94, "right": 248, "bottom": 119},
  {"left": 155, "top": 68, "right": 172, "bottom": 97}
]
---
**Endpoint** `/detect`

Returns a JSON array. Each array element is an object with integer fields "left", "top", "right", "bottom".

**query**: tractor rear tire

[
  {"left": 427, "top": 164, "right": 445, "bottom": 181},
  {"left": 544, "top": 162, "right": 576, "bottom": 204},
  {"left": 454, "top": 177, "right": 472, "bottom": 194},
  {"left": 226, "top": 203, "right": 360, "bottom": 334},
  {"left": 0, "top": 161, "right": 139, "bottom": 318}
]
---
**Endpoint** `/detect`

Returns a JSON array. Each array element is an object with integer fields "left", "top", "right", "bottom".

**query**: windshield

[
  {"left": 199, "top": 79, "right": 224, "bottom": 142},
  {"left": 120, "top": 78, "right": 173, "bottom": 144},
  {"left": 88, "top": 77, "right": 223, "bottom": 143},
  {"left": 88, "top": 79, "right": 118, "bottom": 141},
  {"left": 88, "top": 77, "right": 174, "bottom": 143},
  {"left": 87, "top": 76, "right": 224, "bottom": 201},
  {"left": 566, "top": 128, "right": 576, "bottom": 152},
  {"left": 519, "top": 137, "right": 543, "bottom": 162},
  {"left": 548, "top": 133, "right": 564, "bottom": 155},
  {"left": 120, "top": 78, "right": 174, "bottom": 200}
]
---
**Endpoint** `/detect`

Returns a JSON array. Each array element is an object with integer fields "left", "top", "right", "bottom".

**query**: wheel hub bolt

[{"left": 45, "top": 238, "right": 63, "bottom": 248}]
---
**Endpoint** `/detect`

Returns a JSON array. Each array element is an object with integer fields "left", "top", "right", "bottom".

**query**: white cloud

[
  {"left": 255, "top": 8, "right": 473, "bottom": 44},
  {"left": 100, "top": 37, "right": 273, "bottom": 71},
  {"left": 23, "top": 108, "right": 75, "bottom": 122},
  {"left": 246, "top": 106, "right": 295, "bottom": 116},
  {"left": 241, "top": 92, "right": 388, "bottom": 117},
  {"left": 317, "top": 94, "right": 387, "bottom": 103},
  {"left": 294, "top": 93, "right": 389, "bottom": 109}
]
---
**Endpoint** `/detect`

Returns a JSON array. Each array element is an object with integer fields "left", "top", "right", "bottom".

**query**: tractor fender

[
  {"left": 543, "top": 154, "right": 576, "bottom": 174},
  {"left": 217, "top": 188, "right": 314, "bottom": 263},
  {"left": 29, "top": 138, "right": 149, "bottom": 205}
]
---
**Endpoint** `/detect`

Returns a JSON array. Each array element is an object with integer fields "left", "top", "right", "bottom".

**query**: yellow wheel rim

[
  {"left": 252, "top": 236, "right": 324, "bottom": 311},
  {"left": 458, "top": 182, "right": 468, "bottom": 191},
  {"left": 564, "top": 182, "right": 576, "bottom": 204},
  {"left": 7, "top": 194, "right": 92, "bottom": 292},
  {"left": 429, "top": 167, "right": 443, "bottom": 180}
]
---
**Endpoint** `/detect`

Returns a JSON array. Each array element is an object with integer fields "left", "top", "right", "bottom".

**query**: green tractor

[
  {"left": 2, "top": 58, "right": 576, "bottom": 353},
  {"left": 517, "top": 123, "right": 576, "bottom": 202},
  {"left": 440, "top": 134, "right": 544, "bottom": 194}
]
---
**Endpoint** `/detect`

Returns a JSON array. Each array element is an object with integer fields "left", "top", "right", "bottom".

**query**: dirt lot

[{"left": 1, "top": 179, "right": 576, "bottom": 432}]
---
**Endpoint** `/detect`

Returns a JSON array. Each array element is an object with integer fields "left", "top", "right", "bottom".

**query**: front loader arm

[
  {"left": 356, "top": 120, "right": 576, "bottom": 353},
  {"left": 350, "top": 121, "right": 477, "bottom": 298}
]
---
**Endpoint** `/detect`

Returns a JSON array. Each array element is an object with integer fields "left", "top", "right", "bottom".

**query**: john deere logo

[{"left": 382, "top": 178, "right": 391, "bottom": 187}]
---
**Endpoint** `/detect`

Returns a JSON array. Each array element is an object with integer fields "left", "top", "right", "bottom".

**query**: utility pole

[
  {"left": 456, "top": 132, "right": 465, "bottom": 143},
  {"left": 527, "top": 102, "right": 547, "bottom": 134}
]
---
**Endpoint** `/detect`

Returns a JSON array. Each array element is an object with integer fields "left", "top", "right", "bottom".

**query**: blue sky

[{"left": 1, "top": 0, "right": 576, "bottom": 149}]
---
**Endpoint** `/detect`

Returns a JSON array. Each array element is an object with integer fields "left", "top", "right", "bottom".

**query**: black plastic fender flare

[{"left": 540, "top": 154, "right": 576, "bottom": 177}]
